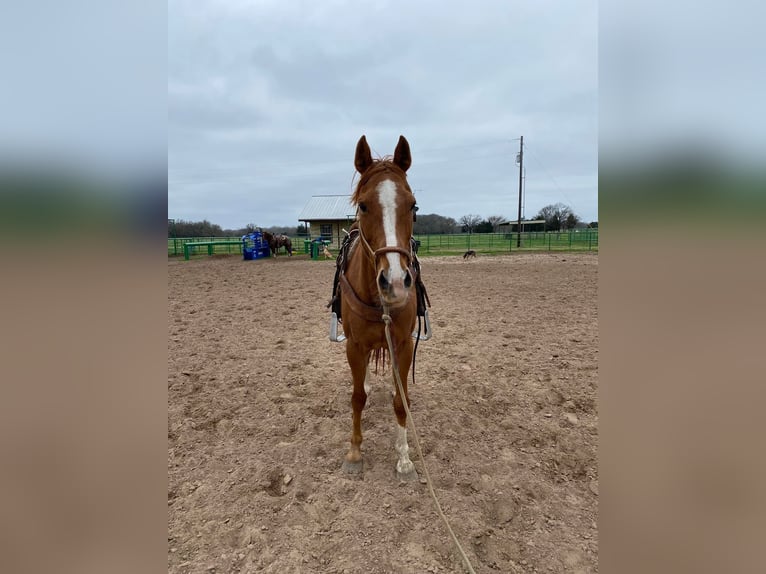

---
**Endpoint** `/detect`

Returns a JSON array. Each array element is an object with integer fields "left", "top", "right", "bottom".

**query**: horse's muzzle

[{"left": 377, "top": 268, "right": 413, "bottom": 306}]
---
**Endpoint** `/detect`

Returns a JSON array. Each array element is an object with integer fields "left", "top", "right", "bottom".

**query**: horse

[
  {"left": 262, "top": 231, "right": 293, "bottom": 257},
  {"left": 463, "top": 249, "right": 476, "bottom": 259},
  {"left": 277, "top": 234, "right": 293, "bottom": 256},
  {"left": 335, "top": 135, "right": 421, "bottom": 481}
]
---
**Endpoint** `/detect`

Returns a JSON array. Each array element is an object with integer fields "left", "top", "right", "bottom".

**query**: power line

[{"left": 522, "top": 141, "right": 576, "bottom": 208}]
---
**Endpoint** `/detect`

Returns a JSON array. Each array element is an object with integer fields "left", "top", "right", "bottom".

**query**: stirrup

[
  {"left": 412, "top": 309, "right": 433, "bottom": 341},
  {"left": 329, "top": 312, "right": 346, "bottom": 342}
]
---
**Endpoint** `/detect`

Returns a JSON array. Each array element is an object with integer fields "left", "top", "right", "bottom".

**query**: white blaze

[{"left": 376, "top": 179, "right": 406, "bottom": 282}]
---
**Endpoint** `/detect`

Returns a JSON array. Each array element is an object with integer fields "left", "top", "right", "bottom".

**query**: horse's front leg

[
  {"left": 392, "top": 338, "right": 418, "bottom": 482},
  {"left": 343, "top": 342, "right": 369, "bottom": 474}
]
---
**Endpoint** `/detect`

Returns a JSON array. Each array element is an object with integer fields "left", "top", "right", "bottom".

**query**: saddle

[{"left": 327, "top": 227, "right": 431, "bottom": 342}]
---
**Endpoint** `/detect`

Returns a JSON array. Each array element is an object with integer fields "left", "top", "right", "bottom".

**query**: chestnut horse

[{"left": 339, "top": 135, "right": 420, "bottom": 481}]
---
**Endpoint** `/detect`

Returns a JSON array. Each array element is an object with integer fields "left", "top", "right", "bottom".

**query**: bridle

[
  {"left": 328, "top": 167, "right": 424, "bottom": 327},
  {"left": 356, "top": 218, "right": 414, "bottom": 269},
  {"left": 328, "top": 179, "right": 431, "bottom": 382},
  {"left": 351, "top": 161, "right": 417, "bottom": 271}
]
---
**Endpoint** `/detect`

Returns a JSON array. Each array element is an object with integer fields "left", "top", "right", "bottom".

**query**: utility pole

[{"left": 516, "top": 135, "right": 524, "bottom": 248}]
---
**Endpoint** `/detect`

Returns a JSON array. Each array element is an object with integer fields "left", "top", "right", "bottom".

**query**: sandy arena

[{"left": 168, "top": 252, "right": 598, "bottom": 573}]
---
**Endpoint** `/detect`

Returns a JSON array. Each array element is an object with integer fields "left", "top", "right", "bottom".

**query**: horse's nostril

[
  {"left": 378, "top": 272, "right": 389, "bottom": 290},
  {"left": 404, "top": 271, "right": 412, "bottom": 288}
]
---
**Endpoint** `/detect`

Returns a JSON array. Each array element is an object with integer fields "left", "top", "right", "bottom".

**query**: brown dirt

[{"left": 168, "top": 252, "right": 598, "bottom": 574}]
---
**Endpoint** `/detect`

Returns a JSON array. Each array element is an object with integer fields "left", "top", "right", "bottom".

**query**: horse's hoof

[
  {"left": 342, "top": 459, "right": 364, "bottom": 475},
  {"left": 396, "top": 467, "right": 419, "bottom": 483}
]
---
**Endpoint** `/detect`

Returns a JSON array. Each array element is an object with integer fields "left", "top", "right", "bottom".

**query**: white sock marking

[{"left": 395, "top": 424, "right": 414, "bottom": 474}]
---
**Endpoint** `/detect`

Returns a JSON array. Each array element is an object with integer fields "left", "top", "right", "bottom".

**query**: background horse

[
  {"left": 262, "top": 231, "right": 293, "bottom": 257},
  {"left": 277, "top": 234, "right": 293, "bottom": 256},
  {"left": 338, "top": 135, "right": 419, "bottom": 481}
]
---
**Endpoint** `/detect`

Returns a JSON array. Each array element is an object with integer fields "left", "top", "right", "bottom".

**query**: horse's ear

[
  {"left": 355, "top": 135, "right": 373, "bottom": 174},
  {"left": 393, "top": 135, "right": 411, "bottom": 172}
]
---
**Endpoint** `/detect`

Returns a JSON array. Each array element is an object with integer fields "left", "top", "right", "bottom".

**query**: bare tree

[
  {"left": 486, "top": 215, "right": 506, "bottom": 233},
  {"left": 459, "top": 214, "right": 482, "bottom": 234},
  {"left": 535, "top": 203, "right": 578, "bottom": 232}
]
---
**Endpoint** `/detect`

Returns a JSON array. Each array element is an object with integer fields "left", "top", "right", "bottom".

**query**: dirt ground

[{"left": 168, "top": 252, "right": 598, "bottom": 574}]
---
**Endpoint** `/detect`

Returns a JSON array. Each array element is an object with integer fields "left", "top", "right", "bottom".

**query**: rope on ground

[{"left": 382, "top": 311, "right": 477, "bottom": 574}]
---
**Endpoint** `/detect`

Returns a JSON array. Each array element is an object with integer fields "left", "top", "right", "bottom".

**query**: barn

[
  {"left": 497, "top": 219, "right": 547, "bottom": 233},
  {"left": 298, "top": 195, "right": 357, "bottom": 249}
]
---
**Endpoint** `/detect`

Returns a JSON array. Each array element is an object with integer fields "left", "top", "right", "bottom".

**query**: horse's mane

[{"left": 350, "top": 157, "right": 408, "bottom": 205}]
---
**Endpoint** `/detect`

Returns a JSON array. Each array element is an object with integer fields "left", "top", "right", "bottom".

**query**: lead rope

[{"left": 381, "top": 308, "right": 477, "bottom": 574}]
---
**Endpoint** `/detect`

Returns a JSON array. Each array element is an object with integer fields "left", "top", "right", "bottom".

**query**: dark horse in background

[{"left": 262, "top": 231, "right": 293, "bottom": 257}]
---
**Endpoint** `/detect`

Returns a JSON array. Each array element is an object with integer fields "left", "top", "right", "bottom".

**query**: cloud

[{"left": 169, "top": 0, "right": 599, "bottom": 227}]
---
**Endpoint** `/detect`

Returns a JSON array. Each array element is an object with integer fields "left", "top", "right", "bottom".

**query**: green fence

[
  {"left": 168, "top": 236, "right": 307, "bottom": 257},
  {"left": 168, "top": 237, "right": 244, "bottom": 257},
  {"left": 412, "top": 230, "right": 598, "bottom": 255},
  {"left": 169, "top": 231, "right": 598, "bottom": 258}
]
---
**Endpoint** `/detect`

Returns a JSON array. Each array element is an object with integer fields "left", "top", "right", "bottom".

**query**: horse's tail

[{"left": 371, "top": 347, "right": 388, "bottom": 374}]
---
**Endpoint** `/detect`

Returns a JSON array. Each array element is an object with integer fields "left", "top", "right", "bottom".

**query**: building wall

[
  {"left": 307, "top": 219, "right": 353, "bottom": 248},
  {"left": 499, "top": 222, "right": 546, "bottom": 233}
]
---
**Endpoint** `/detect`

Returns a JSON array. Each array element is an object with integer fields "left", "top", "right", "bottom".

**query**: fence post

[{"left": 548, "top": 233, "right": 551, "bottom": 251}]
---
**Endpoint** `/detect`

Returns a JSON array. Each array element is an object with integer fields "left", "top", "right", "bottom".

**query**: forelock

[{"left": 351, "top": 159, "right": 409, "bottom": 205}]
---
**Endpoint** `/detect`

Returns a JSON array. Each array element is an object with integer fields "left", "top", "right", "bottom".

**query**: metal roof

[
  {"left": 298, "top": 195, "right": 357, "bottom": 221},
  {"left": 499, "top": 219, "right": 546, "bottom": 226}
]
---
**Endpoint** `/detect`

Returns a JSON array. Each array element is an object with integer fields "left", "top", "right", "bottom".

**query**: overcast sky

[{"left": 168, "top": 0, "right": 598, "bottom": 229}]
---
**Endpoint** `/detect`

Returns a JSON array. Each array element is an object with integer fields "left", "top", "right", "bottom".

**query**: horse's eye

[
  {"left": 359, "top": 203, "right": 367, "bottom": 213},
  {"left": 412, "top": 204, "right": 419, "bottom": 212}
]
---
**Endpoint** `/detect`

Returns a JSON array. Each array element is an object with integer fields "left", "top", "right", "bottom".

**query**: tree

[
  {"left": 564, "top": 213, "right": 580, "bottom": 230},
  {"left": 474, "top": 220, "right": 494, "bottom": 233},
  {"left": 263, "top": 225, "right": 295, "bottom": 236},
  {"left": 535, "top": 203, "right": 578, "bottom": 232},
  {"left": 169, "top": 219, "right": 224, "bottom": 237},
  {"left": 459, "top": 214, "right": 482, "bottom": 234},
  {"left": 413, "top": 213, "right": 459, "bottom": 234},
  {"left": 486, "top": 215, "right": 506, "bottom": 233}
]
